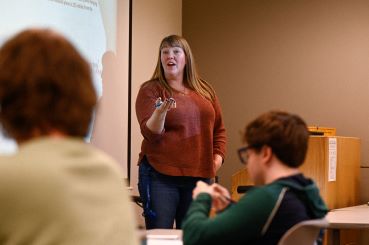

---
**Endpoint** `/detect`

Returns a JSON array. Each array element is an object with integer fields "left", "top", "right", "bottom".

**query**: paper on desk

[
  {"left": 328, "top": 138, "right": 337, "bottom": 182},
  {"left": 147, "top": 234, "right": 179, "bottom": 240},
  {"left": 147, "top": 239, "right": 182, "bottom": 245},
  {"left": 146, "top": 234, "right": 182, "bottom": 245}
]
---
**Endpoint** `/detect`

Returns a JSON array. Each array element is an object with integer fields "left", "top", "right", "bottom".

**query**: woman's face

[{"left": 160, "top": 45, "right": 186, "bottom": 80}]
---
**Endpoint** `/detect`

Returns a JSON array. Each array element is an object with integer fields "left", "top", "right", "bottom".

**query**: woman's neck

[{"left": 167, "top": 78, "right": 186, "bottom": 91}]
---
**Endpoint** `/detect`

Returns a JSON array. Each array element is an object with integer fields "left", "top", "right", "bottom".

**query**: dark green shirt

[{"left": 182, "top": 174, "right": 328, "bottom": 245}]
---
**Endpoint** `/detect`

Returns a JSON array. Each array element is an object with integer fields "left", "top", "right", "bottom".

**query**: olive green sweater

[{"left": 0, "top": 137, "right": 139, "bottom": 245}]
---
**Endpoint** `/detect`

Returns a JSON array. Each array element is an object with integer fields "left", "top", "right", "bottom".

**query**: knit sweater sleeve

[
  {"left": 212, "top": 95, "right": 227, "bottom": 160},
  {"left": 182, "top": 189, "right": 277, "bottom": 245},
  {"left": 135, "top": 83, "right": 164, "bottom": 142}
]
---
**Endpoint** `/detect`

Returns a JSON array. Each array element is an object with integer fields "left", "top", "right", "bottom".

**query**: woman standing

[{"left": 136, "top": 35, "right": 226, "bottom": 229}]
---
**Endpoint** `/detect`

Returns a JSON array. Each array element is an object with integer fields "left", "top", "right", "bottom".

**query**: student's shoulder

[
  {"left": 0, "top": 156, "right": 58, "bottom": 201},
  {"left": 0, "top": 156, "right": 17, "bottom": 181},
  {"left": 239, "top": 184, "right": 286, "bottom": 204},
  {"left": 234, "top": 186, "right": 283, "bottom": 216}
]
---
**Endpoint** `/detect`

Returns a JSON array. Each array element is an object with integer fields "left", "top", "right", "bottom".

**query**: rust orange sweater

[{"left": 135, "top": 81, "right": 227, "bottom": 178}]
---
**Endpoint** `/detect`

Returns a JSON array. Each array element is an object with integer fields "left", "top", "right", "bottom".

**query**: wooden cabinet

[{"left": 300, "top": 136, "right": 360, "bottom": 209}]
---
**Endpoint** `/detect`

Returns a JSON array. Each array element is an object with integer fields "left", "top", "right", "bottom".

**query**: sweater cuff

[
  {"left": 195, "top": 193, "right": 212, "bottom": 206},
  {"left": 141, "top": 123, "right": 165, "bottom": 142}
]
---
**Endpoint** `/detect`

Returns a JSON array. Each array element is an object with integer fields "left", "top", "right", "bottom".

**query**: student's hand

[
  {"left": 192, "top": 181, "right": 213, "bottom": 199},
  {"left": 193, "top": 181, "right": 232, "bottom": 212},
  {"left": 211, "top": 183, "right": 231, "bottom": 212}
]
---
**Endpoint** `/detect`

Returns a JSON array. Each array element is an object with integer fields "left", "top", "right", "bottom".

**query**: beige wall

[
  {"left": 182, "top": 0, "right": 369, "bottom": 204},
  {"left": 130, "top": 0, "right": 182, "bottom": 194}
]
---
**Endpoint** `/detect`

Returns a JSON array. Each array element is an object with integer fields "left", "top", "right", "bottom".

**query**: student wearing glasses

[{"left": 182, "top": 111, "right": 328, "bottom": 245}]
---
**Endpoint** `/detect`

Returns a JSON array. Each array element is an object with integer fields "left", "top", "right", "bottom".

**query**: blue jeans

[{"left": 138, "top": 157, "right": 210, "bottom": 229}]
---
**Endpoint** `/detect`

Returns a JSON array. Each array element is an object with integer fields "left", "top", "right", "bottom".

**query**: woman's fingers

[
  {"left": 155, "top": 97, "right": 176, "bottom": 111},
  {"left": 154, "top": 97, "right": 163, "bottom": 108}
]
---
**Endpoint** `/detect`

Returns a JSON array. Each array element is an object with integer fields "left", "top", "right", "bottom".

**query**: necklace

[{"left": 180, "top": 86, "right": 186, "bottom": 95}]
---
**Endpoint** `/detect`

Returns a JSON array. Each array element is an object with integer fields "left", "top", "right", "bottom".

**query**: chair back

[{"left": 278, "top": 218, "right": 328, "bottom": 245}]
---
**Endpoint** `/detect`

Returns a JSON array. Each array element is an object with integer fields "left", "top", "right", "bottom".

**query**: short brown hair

[
  {"left": 0, "top": 29, "right": 96, "bottom": 141},
  {"left": 244, "top": 111, "right": 309, "bottom": 168}
]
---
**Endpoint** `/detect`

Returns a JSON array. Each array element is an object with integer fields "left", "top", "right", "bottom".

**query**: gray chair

[{"left": 278, "top": 218, "right": 329, "bottom": 245}]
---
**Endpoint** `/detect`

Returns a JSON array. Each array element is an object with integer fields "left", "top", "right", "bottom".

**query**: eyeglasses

[{"left": 237, "top": 145, "right": 259, "bottom": 165}]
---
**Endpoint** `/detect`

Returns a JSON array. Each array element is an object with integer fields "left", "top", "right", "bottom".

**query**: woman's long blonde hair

[{"left": 150, "top": 35, "right": 215, "bottom": 101}]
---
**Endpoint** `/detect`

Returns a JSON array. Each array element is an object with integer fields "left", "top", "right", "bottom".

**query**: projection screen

[{"left": 0, "top": 0, "right": 130, "bottom": 178}]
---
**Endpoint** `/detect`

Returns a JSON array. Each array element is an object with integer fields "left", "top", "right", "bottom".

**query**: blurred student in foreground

[
  {"left": 182, "top": 111, "right": 328, "bottom": 245},
  {"left": 0, "top": 29, "right": 139, "bottom": 245}
]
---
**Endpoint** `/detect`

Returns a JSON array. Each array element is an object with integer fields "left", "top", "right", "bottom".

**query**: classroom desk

[{"left": 326, "top": 204, "right": 369, "bottom": 245}]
